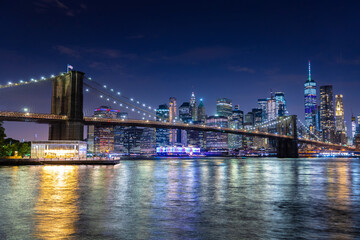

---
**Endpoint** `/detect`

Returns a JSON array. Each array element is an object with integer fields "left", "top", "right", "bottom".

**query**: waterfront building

[
  {"left": 169, "top": 97, "right": 177, "bottom": 145},
  {"left": 335, "top": 94, "right": 346, "bottom": 144},
  {"left": 228, "top": 105, "right": 244, "bottom": 151},
  {"left": 179, "top": 102, "right": 192, "bottom": 123},
  {"left": 352, "top": 114, "right": 356, "bottom": 142},
  {"left": 267, "top": 97, "right": 276, "bottom": 121},
  {"left": 206, "top": 115, "right": 229, "bottom": 154},
  {"left": 216, "top": 98, "right": 233, "bottom": 118},
  {"left": 197, "top": 98, "right": 206, "bottom": 123},
  {"left": 275, "top": 92, "right": 286, "bottom": 117},
  {"left": 140, "top": 128, "right": 156, "bottom": 155},
  {"left": 187, "top": 121, "right": 206, "bottom": 150},
  {"left": 304, "top": 61, "right": 317, "bottom": 131},
  {"left": 123, "top": 127, "right": 143, "bottom": 154},
  {"left": 258, "top": 98, "right": 268, "bottom": 122},
  {"left": 31, "top": 140, "right": 87, "bottom": 159},
  {"left": 88, "top": 106, "right": 119, "bottom": 155},
  {"left": 320, "top": 85, "right": 335, "bottom": 142},
  {"left": 114, "top": 112, "right": 128, "bottom": 153},
  {"left": 156, "top": 104, "right": 169, "bottom": 147},
  {"left": 190, "top": 92, "right": 198, "bottom": 121}
]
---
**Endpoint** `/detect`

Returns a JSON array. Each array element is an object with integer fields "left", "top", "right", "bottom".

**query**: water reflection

[
  {"left": 33, "top": 166, "right": 79, "bottom": 240},
  {"left": 0, "top": 158, "right": 359, "bottom": 239}
]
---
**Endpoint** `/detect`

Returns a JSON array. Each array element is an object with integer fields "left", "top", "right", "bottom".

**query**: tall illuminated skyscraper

[
  {"left": 335, "top": 94, "right": 345, "bottom": 132},
  {"left": 267, "top": 95, "right": 276, "bottom": 121},
  {"left": 275, "top": 92, "right": 286, "bottom": 117},
  {"left": 335, "top": 94, "right": 346, "bottom": 144},
  {"left": 197, "top": 98, "right": 206, "bottom": 123},
  {"left": 351, "top": 114, "right": 356, "bottom": 140},
  {"left": 320, "top": 85, "right": 335, "bottom": 142},
  {"left": 258, "top": 98, "right": 268, "bottom": 122},
  {"left": 169, "top": 97, "right": 177, "bottom": 145},
  {"left": 190, "top": 92, "right": 197, "bottom": 121},
  {"left": 304, "top": 61, "right": 317, "bottom": 130},
  {"left": 217, "top": 98, "right": 232, "bottom": 118}
]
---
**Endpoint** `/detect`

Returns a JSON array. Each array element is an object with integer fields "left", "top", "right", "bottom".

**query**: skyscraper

[
  {"left": 88, "top": 106, "right": 119, "bottom": 155},
  {"left": 267, "top": 96, "right": 276, "bottom": 121},
  {"left": 206, "top": 116, "right": 228, "bottom": 154},
  {"left": 156, "top": 104, "right": 169, "bottom": 147},
  {"left": 190, "top": 92, "right": 197, "bottom": 121},
  {"left": 228, "top": 105, "right": 244, "bottom": 151},
  {"left": 351, "top": 114, "right": 356, "bottom": 141},
  {"left": 258, "top": 98, "right": 268, "bottom": 122},
  {"left": 335, "top": 94, "right": 346, "bottom": 144},
  {"left": 197, "top": 98, "right": 206, "bottom": 123},
  {"left": 169, "top": 97, "right": 177, "bottom": 145},
  {"left": 275, "top": 92, "right": 286, "bottom": 117},
  {"left": 179, "top": 102, "right": 192, "bottom": 123},
  {"left": 216, "top": 98, "right": 232, "bottom": 117},
  {"left": 320, "top": 85, "right": 335, "bottom": 142},
  {"left": 304, "top": 61, "right": 317, "bottom": 130}
]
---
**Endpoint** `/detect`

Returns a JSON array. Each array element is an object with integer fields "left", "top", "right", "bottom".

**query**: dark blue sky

[{"left": 1, "top": 0, "right": 360, "bottom": 140}]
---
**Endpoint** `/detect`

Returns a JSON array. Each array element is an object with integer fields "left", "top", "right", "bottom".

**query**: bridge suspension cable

[{"left": 0, "top": 74, "right": 57, "bottom": 89}]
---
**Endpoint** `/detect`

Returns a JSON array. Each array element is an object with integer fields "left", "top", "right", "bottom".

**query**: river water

[{"left": 0, "top": 158, "right": 359, "bottom": 239}]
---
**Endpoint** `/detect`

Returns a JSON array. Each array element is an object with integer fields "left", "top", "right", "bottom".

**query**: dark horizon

[{"left": 1, "top": 0, "right": 360, "bottom": 140}]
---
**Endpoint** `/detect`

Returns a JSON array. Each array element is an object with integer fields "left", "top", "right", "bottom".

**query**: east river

[{"left": 0, "top": 158, "right": 359, "bottom": 239}]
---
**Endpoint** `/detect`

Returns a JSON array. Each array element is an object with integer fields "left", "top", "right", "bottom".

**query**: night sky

[{"left": 1, "top": 0, "right": 360, "bottom": 140}]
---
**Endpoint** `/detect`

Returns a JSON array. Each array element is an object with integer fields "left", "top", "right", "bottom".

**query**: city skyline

[{"left": 1, "top": 1, "right": 360, "bottom": 140}]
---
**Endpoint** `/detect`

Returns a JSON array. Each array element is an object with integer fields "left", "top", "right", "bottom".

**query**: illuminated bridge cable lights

[
  {"left": 0, "top": 74, "right": 57, "bottom": 89},
  {"left": 83, "top": 76, "right": 157, "bottom": 113}
]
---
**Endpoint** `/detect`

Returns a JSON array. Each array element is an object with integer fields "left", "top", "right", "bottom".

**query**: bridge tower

[
  {"left": 276, "top": 115, "right": 299, "bottom": 158},
  {"left": 49, "top": 71, "right": 84, "bottom": 140}
]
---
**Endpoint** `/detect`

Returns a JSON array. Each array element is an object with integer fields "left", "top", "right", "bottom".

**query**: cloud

[
  {"left": 54, "top": 45, "right": 80, "bottom": 58},
  {"left": 85, "top": 48, "right": 137, "bottom": 60},
  {"left": 336, "top": 56, "right": 360, "bottom": 65},
  {"left": 228, "top": 66, "right": 255, "bottom": 73},
  {"left": 33, "top": 0, "right": 86, "bottom": 16}
]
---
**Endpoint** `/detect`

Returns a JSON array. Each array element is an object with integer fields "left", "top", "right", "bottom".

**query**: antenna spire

[{"left": 308, "top": 60, "right": 311, "bottom": 81}]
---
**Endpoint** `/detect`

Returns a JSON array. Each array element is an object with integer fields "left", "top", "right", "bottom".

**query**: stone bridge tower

[
  {"left": 49, "top": 71, "right": 84, "bottom": 140},
  {"left": 276, "top": 115, "right": 299, "bottom": 158}
]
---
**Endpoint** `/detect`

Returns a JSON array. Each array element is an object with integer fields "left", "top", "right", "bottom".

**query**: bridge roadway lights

[{"left": 49, "top": 71, "right": 84, "bottom": 141}]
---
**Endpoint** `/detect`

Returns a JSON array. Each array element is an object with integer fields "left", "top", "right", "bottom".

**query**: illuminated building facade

[
  {"left": 274, "top": 92, "right": 286, "bottom": 117},
  {"left": 169, "top": 97, "right": 177, "bottom": 145},
  {"left": 335, "top": 94, "right": 346, "bottom": 144},
  {"left": 258, "top": 98, "right": 268, "bottom": 122},
  {"left": 351, "top": 114, "right": 356, "bottom": 142},
  {"left": 320, "top": 85, "right": 335, "bottom": 142},
  {"left": 228, "top": 105, "right": 244, "bottom": 151},
  {"left": 304, "top": 61, "right": 317, "bottom": 130},
  {"left": 88, "top": 106, "right": 119, "bottom": 155},
  {"left": 156, "top": 104, "right": 170, "bottom": 147},
  {"left": 123, "top": 127, "right": 143, "bottom": 154},
  {"left": 190, "top": 92, "right": 197, "bottom": 121},
  {"left": 267, "top": 97, "right": 276, "bottom": 121},
  {"left": 197, "top": 98, "right": 206, "bottom": 123},
  {"left": 216, "top": 98, "right": 233, "bottom": 118},
  {"left": 31, "top": 140, "right": 87, "bottom": 159},
  {"left": 114, "top": 112, "right": 128, "bottom": 153},
  {"left": 187, "top": 122, "right": 206, "bottom": 150},
  {"left": 206, "top": 115, "right": 229, "bottom": 154},
  {"left": 179, "top": 102, "right": 192, "bottom": 123}
]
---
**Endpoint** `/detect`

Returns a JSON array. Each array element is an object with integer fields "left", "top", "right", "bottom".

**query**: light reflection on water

[{"left": 0, "top": 158, "right": 359, "bottom": 239}]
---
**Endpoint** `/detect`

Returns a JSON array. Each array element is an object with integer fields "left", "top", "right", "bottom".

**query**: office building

[
  {"left": 190, "top": 92, "right": 197, "bottom": 121},
  {"left": 320, "top": 85, "right": 335, "bottom": 142},
  {"left": 169, "top": 97, "right": 177, "bottom": 144},
  {"left": 275, "top": 92, "right": 286, "bottom": 117},
  {"left": 258, "top": 98, "right": 268, "bottom": 122},
  {"left": 206, "top": 116, "right": 229, "bottom": 154},
  {"left": 197, "top": 98, "right": 206, "bottom": 123},
  {"left": 156, "top": 104, "right": 169, "bottom": 147},
  {"left": 179, "top": 102, "right": 192, "bottom": 123},
  {"left": 304, "top": 61, "right": 317, "bottom": 130},
  {"left": 335, "top": 94, "right": 346, "bottom": 144},
  {"left": 216, "top": 98, "right": 233, "bottom": 118},
  {"left": 228, "top": 105, "right": 244, "bottom": 151},
  {"left": 351, "top": 114, "right": 356, "bottom": 141},
  {"left": 267, "top": 97, "right": 276, "bottom": 121}
]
